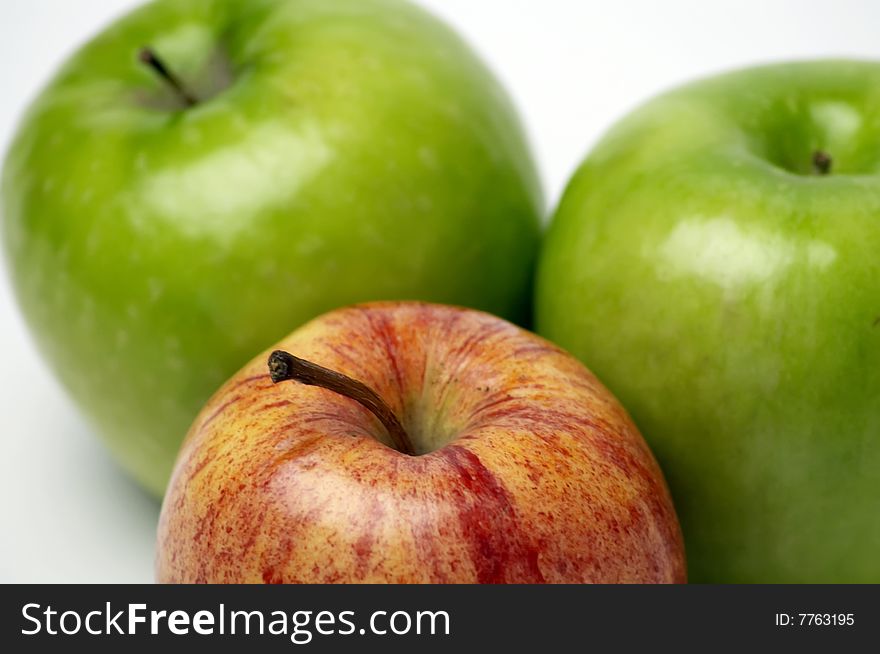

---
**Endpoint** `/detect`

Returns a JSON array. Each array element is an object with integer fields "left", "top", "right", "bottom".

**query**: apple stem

[
  {"left": 138, "top": 47, "right": 198, "bottom": 107},
  {"left": 267, "top": 350, "right": 416, "bottom": 456},
  {"left": 812, "top": 150, "right": 832, "bottom": 175}
]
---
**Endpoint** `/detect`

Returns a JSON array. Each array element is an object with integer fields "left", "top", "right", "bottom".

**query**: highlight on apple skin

[{"left": 156, "top": 302, "right": 686, "bottom": 583}]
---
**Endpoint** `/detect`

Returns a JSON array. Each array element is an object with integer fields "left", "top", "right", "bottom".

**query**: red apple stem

[
  {"left": 138, "top": 47, "right": 198, "bottom": 107},
  {"left": 267, "top": 350, "right": 416, "bottom": 456},
  {"left": 812, "top": 150, "right": 832, "bottom": 175}
]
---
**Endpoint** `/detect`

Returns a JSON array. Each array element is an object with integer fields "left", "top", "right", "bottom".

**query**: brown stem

[
  {"left": 812, "top": 150, "right": 832, "bottom": 175},
  {"left": 138, "top": 47, "right": 198, "bottom": 107},
  {"left": 267, "top": 350, "right": 415, "bottom": 456}
]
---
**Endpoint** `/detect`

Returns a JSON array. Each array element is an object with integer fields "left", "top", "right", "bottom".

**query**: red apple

[{"left": 156, "top": 303, "right": 685, "bottom": 583}]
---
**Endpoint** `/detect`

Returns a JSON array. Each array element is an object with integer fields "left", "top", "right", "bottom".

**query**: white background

[{"left": 2, "top": 0, "right": 879, "bottom": 583}]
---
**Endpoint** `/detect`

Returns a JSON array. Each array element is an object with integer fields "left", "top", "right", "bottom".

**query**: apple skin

[
  {"left": 1, "top": 0, "right": 543, "bottom": 496},
  {"left": 155, "top": 303, "right": 685, "bottom": 583},
  {"left": 535, "top": 61, "right": 880, "bottom": 582}
]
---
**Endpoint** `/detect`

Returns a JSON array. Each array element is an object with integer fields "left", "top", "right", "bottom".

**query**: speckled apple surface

[{"left": 156, "top": 302, "right": 685, "bottom": 583}]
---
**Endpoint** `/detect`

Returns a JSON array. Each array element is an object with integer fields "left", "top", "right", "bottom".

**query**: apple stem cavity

[
  {"left": 267, "top": 350, "right": 416, "bottom": 456},
  {"left": 812, "top": 150, "right": 832, "bottom": 176},
  {"left": 138, "top": 47, "right": 198, "bottom": 108}
]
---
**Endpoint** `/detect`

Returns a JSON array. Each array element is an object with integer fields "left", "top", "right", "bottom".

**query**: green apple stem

[
  {"left": 138, "top": 47, "right": 198, "bottom": 107},
  {"left": 812, "top": 150, "right": 832, "bottom": 175},
  {"left": 267, "top": 350, "right": 416, "bottom": 456}
]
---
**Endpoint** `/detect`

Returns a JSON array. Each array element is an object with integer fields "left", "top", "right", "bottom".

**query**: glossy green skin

[
  {"left": 536, "top": 61, "right": 880, "bottom": 583},
  {"left": 2, "top": 0, "right": 542, "bottom": 497}
]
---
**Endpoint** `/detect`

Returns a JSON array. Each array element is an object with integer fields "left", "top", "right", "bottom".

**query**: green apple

[
  {"left": 2, "top": 0, "right": 542, "bottom": 497},
  {"left": 536, "top": 60, "right": 880, "bottom": 583}
]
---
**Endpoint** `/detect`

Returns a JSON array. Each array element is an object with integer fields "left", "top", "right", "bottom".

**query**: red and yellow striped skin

[{"left": 156, "top": 303, "right": 686, "bottom": 583}]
